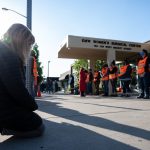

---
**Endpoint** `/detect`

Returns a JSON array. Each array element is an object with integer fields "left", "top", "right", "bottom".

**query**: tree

[
  {"left": 72, "top": 59, "right": 105, "bottom": 85},
  {"left": 72, "top": 59, "right": 88, "bottom": 77},
  {"left": 72, "top": 59, "right": 88, "bottom": 72},
  {"left": 33, "top": 44, "right": 43, "bottom": 84},
  {"left": 95, "top": 60, "right": 105, "bottom": 70}
]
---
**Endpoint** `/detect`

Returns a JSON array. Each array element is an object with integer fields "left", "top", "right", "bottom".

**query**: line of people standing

[{"left": 79, "top": 49, "right": 150, "bottom": 99}]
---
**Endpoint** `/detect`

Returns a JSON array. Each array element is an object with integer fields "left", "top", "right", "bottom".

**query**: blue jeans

[
  {"left": 102, "top": 80, "right": 109, "bottom": 95},
  {"left": 138, "top": 72, "right": 150, "bottom": 97},
  {"left": 87, "top": 82, "right": 93, "bottom": 94}
]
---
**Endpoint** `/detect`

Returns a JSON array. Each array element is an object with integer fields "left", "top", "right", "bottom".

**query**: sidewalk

[{"left": 0, "top": 93, "right": 150, "bottom": 150}]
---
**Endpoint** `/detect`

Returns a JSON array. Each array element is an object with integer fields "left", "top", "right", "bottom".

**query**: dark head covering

[
  {"left": 142, "top": 49, "right": 148, "bottom": 56},
  {"left": 139, "top": 49, "right": 148, "bottom": 57},
  {"left": 111, "top": 60, "right": 116, "bottom": 66},
  {"left": 124, "top": 58, "right": 129, "bottom": 65}
]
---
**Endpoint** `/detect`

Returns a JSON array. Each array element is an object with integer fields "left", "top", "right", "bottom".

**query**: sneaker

[
  {"left": 143, "top": 96, "right": 149, "bottom": 99},
  {"left": 102, "top": 94, "right": 108, "bottom": 96},
  {"left": 110, "top": 94, "right": 118, "bottom": 97},
  {"left": 137, "top": 95, "right": 144, "bottom": 98},
  {"left": 120, "top": 94, "right": 125, "bottom": 97},
  {"left": 113, "top": 94, "right": 118, "bottom": 97},
  {"left": 1, "top": 128, "right": 17, "bottom": 135},
  {"left": 125, "top": 94, "right": 130, "bottom": 97}
]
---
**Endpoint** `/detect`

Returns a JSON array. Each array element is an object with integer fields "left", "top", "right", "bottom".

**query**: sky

[{"left": 0, "top": 0, "right": 150, "bottom": 77}]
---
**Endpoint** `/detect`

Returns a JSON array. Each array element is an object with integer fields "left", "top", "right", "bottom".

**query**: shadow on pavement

[
  {"left": 37, "top": 100, "right": 150, "bottom": 141},
  {"left": 0, "top": 119, "right": 139, "bottom": 150},
  {"left": 53, "top": 100, "right": 143, "bottom": 111}
]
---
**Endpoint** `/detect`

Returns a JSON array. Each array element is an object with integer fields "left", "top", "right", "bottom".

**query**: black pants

[
  {"left": 121, "top": 80, "right": 131, "bottom": 94},
  {"left": 110, "top": 79, "right": 117, "bottom": 93},
  {"left": 80, "top": 91, "right": 85, "bottom": 97},
  {"left": 94, "top": 81, "right": 100, "bottom": 95}
]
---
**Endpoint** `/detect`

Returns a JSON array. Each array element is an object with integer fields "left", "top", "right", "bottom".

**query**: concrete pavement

[{"left": 0, "top": 93, "right": 150, "bottom": 150}]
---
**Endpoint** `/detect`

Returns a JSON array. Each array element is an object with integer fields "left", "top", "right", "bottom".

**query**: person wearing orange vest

[
  {"left": 93, "top": 69, "right": 101, "bottom": 95},
  {"left": 33, "top": 57, "right": 38, "bottom": 86},
  {"left": 118, "top": 59, "right": 132, "bottom": 97},
  {"left": 137, "top": 49, "right": 150, "bottom": 99},
  {"left": 109, "top": 60, "right": 118, "bottom": 96},
  {"left": 101, "top": 64, "right": 109, "bottom": 96},
  {"left": 33, "top": 56, "right": 38, "bottom": 96}
]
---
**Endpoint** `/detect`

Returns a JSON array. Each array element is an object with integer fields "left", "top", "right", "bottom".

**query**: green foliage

[
  {"left": 95, "top": 60, "right": 105, "bottom": 70},
  {"left": 72, "top": 59, "right": 105, "bottom": 73},
  {"left": 72, "top": 59, "right": 88, "bottom": 72},
  {"left": 72, "top": 59, "right": 88, "bottom": 77},
  {"left": 72, "top": 59, "right": 105, "bottom": 86},
  {"left": 33, "top": 44, "right": 43, "bottom": 84}
]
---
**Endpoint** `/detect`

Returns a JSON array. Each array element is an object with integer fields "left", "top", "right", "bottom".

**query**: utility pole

[
  {"left": 27, "top": 0, "right": 32, "bottom": 30},
  {"left": 48, "top": 61, "right": 50, "bottom": 77}
]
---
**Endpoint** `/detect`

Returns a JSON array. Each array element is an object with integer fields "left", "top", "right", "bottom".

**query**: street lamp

[
  {"left": 2, "top": 0, "right": 32, "bottom": 30},
  {"left": 2, "top": 8, "right": 27, "bottom": 18},
  {"left": 48, "top": 61, "right": 50, "bottom": 77}
]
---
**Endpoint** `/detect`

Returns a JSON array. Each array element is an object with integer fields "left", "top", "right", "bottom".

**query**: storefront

[{"left": 58, "top": 35, "right": 150, "bottom": 94}]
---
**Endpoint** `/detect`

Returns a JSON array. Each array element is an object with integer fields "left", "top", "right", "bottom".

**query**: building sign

[
  {"left": 81, "top": 38, "right": 141, "bottom": 51},
  {"left": 67, "top": 35, "right": 142, "bottom": 51}
]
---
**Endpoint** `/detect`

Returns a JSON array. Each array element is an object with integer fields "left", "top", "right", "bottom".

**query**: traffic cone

[{"left": 37, "top": 85, "right": 41, "bottom": 97}]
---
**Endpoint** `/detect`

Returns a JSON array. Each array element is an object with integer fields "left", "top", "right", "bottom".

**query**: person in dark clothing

[
  {"left": 118, "top": 59, "right": 132, "bottom": 97},
  {"left": 93, "top": 70, "right": 101, "bottom": 95},
  {"left": 109, "top": 60, "right": 118, "bottom": 96},
  {"left": 101, "top": 64, "right": 109, "bottom": 96},
  {"left": 137, "top": 49, "right": 150, "bottom": 99},
  {"left": 86, "top": 68, "right": 93, "bottom": 95},
  {"left": 0, "top": 24, "right": 44, "bottom": 138},
  {"left": 46, "top": 78, "right": 53, "bottom": 94},
  {"left": 69, "top": 74, "right": 74, "bottom": 94}
]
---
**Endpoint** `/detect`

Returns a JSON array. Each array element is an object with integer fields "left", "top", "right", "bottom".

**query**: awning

[
  {"left": 59, "top": 70, "right": 70, "bottom": 81},
  {"left": 58, "top": 35, "right": 150, "bottom": 61}
]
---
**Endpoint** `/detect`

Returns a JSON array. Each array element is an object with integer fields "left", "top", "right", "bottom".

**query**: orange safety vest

[
  {"left": 137, "top": 56, "right": 148, "bottom": 75},
  {"left": 101, "top": 67, "right": 109, "bottom": 81},
  {"left": 85, "top": 73, "right": 89, "bottom": 83},
  {"left": 33, "top": 57, "right": 38, "bottom": 85},
  {"left": 109, "top": 66, "right": 118, "bottom": 79},
  {"left": 93, "top": 71, "right": 99, "bottom": 82},
  {"left": 118, "top": 65, "right": 129, "bottom": 77}
]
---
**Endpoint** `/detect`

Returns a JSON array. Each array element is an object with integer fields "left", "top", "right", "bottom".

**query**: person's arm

[
  {"left": 119, "top": 66, "right": 132, "bottom": 79},
  {"left": 145, "top": 57, "right": 150, "bottom": 72},
  {"left": 0, "top": 48, "right": 38, "bottom": 111}
]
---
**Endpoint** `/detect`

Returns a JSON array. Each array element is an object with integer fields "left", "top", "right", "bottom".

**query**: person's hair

[
  {"left": 124, "top": 58, "right": 129, "bottom": 65},
  {"left": 31, "top": 50, "right": 36, "bottom": 58},
  {"left": 2, "top": 23, "right": 35, "bottom": 64},
  {"left": 103, "top": 64, "right": 108, "bottom": 68},
  {"left": 142, "top": 49, "right": 148, "bottom": 56},
  {"left": 111, "top": 60, "right": 116, "bottom": 66}
]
